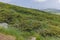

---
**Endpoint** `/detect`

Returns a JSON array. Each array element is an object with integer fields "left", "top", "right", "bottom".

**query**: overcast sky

[{"left": 0, "top": 0, "right": 60, "bottom": 9}]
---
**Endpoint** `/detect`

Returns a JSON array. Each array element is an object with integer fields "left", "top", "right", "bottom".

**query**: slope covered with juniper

[{"left": 0, "top": 2, "right": 60, "bottom": 40}]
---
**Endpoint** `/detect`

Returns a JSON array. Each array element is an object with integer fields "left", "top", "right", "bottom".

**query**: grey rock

[{"left": 0, "top": 23, "right": 8, "bottom": 29}]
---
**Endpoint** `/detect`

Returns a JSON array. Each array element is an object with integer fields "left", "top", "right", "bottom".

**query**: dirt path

[{"left": 0, "top": 33, "right": 16, "bottom": 40}]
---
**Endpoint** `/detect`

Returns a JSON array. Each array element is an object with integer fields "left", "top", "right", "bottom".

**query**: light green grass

[{"left": 0, "top": 27, "right": 60, "bottom": 40}]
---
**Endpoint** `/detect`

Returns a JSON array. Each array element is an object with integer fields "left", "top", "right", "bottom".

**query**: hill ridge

[{"left": 0, "top": 2, "right": 60, "bottom": 40}]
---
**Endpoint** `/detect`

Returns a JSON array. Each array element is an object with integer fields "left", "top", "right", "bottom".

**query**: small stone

[{"left": 31, "top": 37, "right": 36, "bottom": 40}]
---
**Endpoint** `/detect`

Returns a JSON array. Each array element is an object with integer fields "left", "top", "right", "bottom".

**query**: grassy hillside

[{"left": 0, "top": 2, "right": 60, "bottom": 40}]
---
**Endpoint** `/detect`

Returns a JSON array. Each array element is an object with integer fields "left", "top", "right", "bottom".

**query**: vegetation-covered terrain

[{"left": 0, "top": 2, "right": 60, "bottom": 40}]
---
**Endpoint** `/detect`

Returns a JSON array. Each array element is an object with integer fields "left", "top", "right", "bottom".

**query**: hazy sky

[{"left": 0, "top": 0, "right": 60, "bottom": 9}]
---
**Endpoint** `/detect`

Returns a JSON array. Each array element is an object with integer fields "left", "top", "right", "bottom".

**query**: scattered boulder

[
  {"left": 0, "top": 23, "right": 8, "bottom": 29},
  {"left": 28, "top": 37, "right": 36, "bottom": 40},
  {"left": 31, "top": 37, "right": 36, "bottom": 40}
]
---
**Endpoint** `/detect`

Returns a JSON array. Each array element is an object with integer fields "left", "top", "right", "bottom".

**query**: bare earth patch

[{"left": 0, "top": 33, "right": 16, "bottom": 40}]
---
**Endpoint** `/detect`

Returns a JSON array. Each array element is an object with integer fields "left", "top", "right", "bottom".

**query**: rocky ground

[{"left": 0, "top": 33, "right": 16, "bottom": 40}]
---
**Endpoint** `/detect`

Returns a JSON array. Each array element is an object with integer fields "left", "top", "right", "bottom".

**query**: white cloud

[
  {"left": 33, "top": 0, "right": 47, "bottom": 2},
  {"left": 0, "top": 0, "right": 12, "bottom": 3},
  {"left": 58, "top": 0, "right": 60, "bottom": 3}
]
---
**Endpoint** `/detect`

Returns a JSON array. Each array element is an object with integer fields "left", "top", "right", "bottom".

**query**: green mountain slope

[
  {"left": 42, "top": 9, "right": 60, "bottom": 15},
  {"left": 43, "top": 8, "right": 60, "bottom": 12},
  {"left": 0, "top": 2, "right": 60, "bottom": 40}
]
